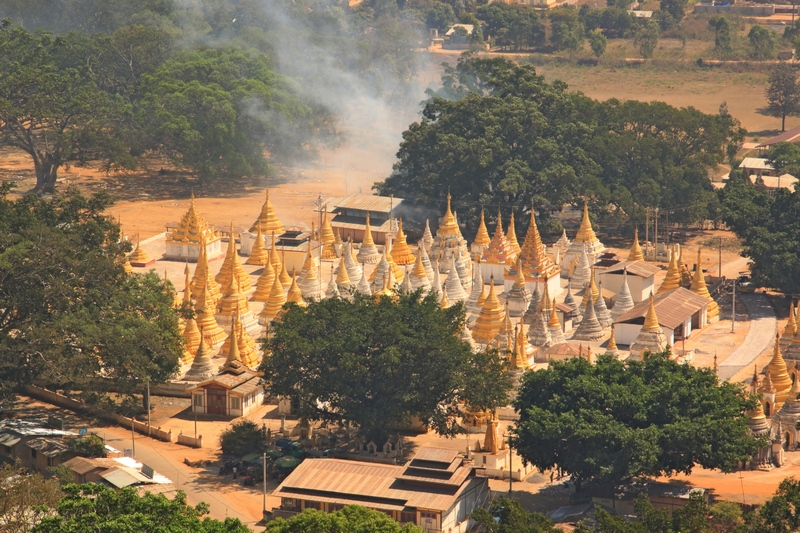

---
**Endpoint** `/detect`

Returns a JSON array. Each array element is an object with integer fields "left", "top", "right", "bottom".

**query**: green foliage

[
  {"left": 266, "top": 505, "right": 423, "bottom": 533},
  {"left": 512, "top": 351, "right": 764, "bottom": 485},
  {"left": 742, "top": 478, "right": 800, "bottom": 533},
  {"left": 749, "top": 25, "right": 778, "bottom": 60},
  {"left": 709, "top": 16, "right": 733, "bottom": 56},
  {"left": 765, "top": 64, "right": 800, "bottom": 131},
  {"left": 261, "top": 291, "right": 511, "bottom": 441},
  {"left": 588, "top": 29, "right": 608, "bottom": 58},
  {"left": 219, "top": 419, "right": 267, "bottom": 457},
  {"left": 766, "top": 142, "right": 800, "bottom": 175},
  {"left": 425, "top": 2, "right": 456, "bottom": 32},
  {"left": 709, "top": 501, "right": 742, "bottom": 532},
  {"left": 68, "top": 434, "right": 107, "bottom": 458},
  {"left": 33, "top": 484, "right": 250, "bottom": 532},
  {"left": 0, "top": 464, "right": 64, "bottom": 533},
  {"left": 380, "top": 56, "right": 743, "bottom": 231},
  {"left": 472, "top": 498, "right": 560, "bottom": 533},
  {"left": 634, "top": 20, "right": 660, "bottom": 59},
  {"left": 0, "top": 186, "right": 182, "bottom": 400},
  {"left": 580, "top": 7, "right": 634, "bottom": 39},
  {"left": 549, "top": 6, "right": 585, "bottom": 56},
  {"left": 476, "top": 4, "right": 545, "bottom": 50}
]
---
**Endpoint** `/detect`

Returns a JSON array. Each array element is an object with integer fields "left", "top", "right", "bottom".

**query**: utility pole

[
  {"left": 645, "top": 207, "right": 649, "bottom": 261},
  {"left": 654, "top": 208, "right": 659, "bottom": 262},
  {"left": 732, "top": 275, "right": 736, "bottom": 333},
  {"left": 508, "top": 433, "right": 512, "bottom": 494},
  {"left": 263, "top": 452, "right": 268, "bottom": 518},
  {"left": 131, "top": 418, "right": 136, "bottom": 458},
  {"left": 719, "top": 237, "right": 723, "bottom": 278},
  {"left": 194, "top": 408, "right": 198, "bottom": 439},
  {"left": 146, "top": 379, "right": 151, "bottom": 438}
]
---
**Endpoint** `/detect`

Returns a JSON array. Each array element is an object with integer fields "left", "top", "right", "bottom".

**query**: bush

[
  {"left": 68, "top": 435, "right": 107, "bottom": 458},
  {"left": 219, "top": 420, "right": 267, "bottom": 457}
]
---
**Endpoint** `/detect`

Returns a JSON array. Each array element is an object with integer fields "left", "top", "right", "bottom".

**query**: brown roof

[
  {"left": 330, "top": 216, "right": 394, "bottom": 235},
  {"left": 548, "top": 342, "right": 582, "bottom": 356},
  {"left": 614, "top": 288, "right": 708, "bottom": 329},
  {"left": 411, "top": 447, "right": 459, "bottom": 464},
  {"left": 26, "top": 437, "right": 70, "bottom": 457},
  {"left": 756, "top": 124, "right": 800, "bottom": 148},
  {"left": 187, "top": 365, "right": 261, "bottom": 392},
  {"left": 601, "top": 261, "right": 660, "bottom": 278},
  {"left": 328, "top": 194, "right": 407, "bottom": 215},
  {"left": 63, "top": 456, "right": 118, "bottom": 475},
  {"left": 273, "top": 457, "right": 476, "bottom": 512}
]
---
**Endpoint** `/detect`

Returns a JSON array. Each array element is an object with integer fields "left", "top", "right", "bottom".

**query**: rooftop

[
  {"left": 756, "top": 124, "right": 800, "bottom": 148},
  {"left": 738, "top": 157, "right": 775, "bottom": 171},
  {"left": 601, "top": 260, "right": 661, "bottom": 278},
  {"left": 327, "top": 194, "right": 406, "bottom": 215},
  {"left": 614, "top": 288, "right": 708, "bottom": 329}
]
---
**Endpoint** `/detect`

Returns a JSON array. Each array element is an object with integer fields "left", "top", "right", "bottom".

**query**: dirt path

[{"left": 718, "top": 293, "right": 777, "bottom": 381}]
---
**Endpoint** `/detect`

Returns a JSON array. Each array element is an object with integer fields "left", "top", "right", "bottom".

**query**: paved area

[{"left": 718, "top": 292, "right": 777, "bottom": 381}]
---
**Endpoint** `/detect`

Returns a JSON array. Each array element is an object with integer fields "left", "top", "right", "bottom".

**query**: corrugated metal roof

[
  {"left": 0, "top": 432, "right": 21, "bottom": 447},
  {"left": 331, "top": 216, "right": 393, "bottom": 234},
  {"left": 63, "top": 457, "right": 115, "bottom": 475},
  {"left": 26, "top": 437, "right": 70, "bottom": 457},
  {"left": 757, "top": 124, "right": 800, "bottom": 147},
  {"left": 101, "top": 466, "right": 153, "bottom": 488},
  {"left": 601, "top": 260, "right": 660, "bottom": 278},
  {"left": 411, "top": 447, "right": 459, "bottom": 464},
  {"left": 739, "top": 157, "right": 774, "bottom": 171},
  {"left": 328, "top": 194, "right": 406, "bottom": 215},
  {"left": 614, "top": 288, "right": 708, "bottom": 329},
  {"left": 548, "top": 342, "right": 582, "bottom": 356}
]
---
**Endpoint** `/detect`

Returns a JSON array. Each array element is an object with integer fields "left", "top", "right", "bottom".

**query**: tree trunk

[{"left": 33, "top": 157, "right": 58, "bottom": 194}]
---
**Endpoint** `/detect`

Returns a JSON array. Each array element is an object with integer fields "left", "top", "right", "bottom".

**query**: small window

[
  {"left": 3, "top": 445, "right": 10, "bottom": 454},
  {"left": 31, "top": 449, "right": 37, "bottom": 458},
  {"left": 282, "top": 498, "right": 297, "bottom": 510},
  {"left": 305, "top": 500, "right": 321, "bottom": 510},
  {"left": 401, "top": 511, "right": 416, "bottom": 523},
  {"left": 231, "top": 397, "right": 240, "bottom": 410},
  {"left": 47, "top": 457, "right": 56, "bottom": 467},
  {"left": 194, "top": 395, "right": 203, "bottom": 407}
]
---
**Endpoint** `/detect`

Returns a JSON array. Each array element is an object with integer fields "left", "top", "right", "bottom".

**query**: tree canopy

[
  {"left": 33, "top": 484, "right": 250, "bottom": 533},
  {"left": 260, "top": 291, "right": 511, "bottom": 441},
  {"left": 512, "top": 351, "right": 763, "bottom": 486},
  {"left": 0, "top": 186, "right": 182, "bottom": 400},
  {"left": 378, "top": 55, "right": 743, "bottom": 233},
  {"left": 765, "top": 63, "right": 800, "bottom": 132},
  {"left": 472, "top": 498, "right": 560, "bottom": 533},
  {"left": 266, "top": 505, "right": 423, "bottom": 533}
]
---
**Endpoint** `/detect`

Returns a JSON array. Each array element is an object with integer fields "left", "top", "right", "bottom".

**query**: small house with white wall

[
  {"left": 188, "top": 359, "right": 263, "bottom": 418},
  {"left": 613, "top": 288, "right": 708, "bottom": 346},
  {"left": 598, "top": 261, "right": 659, "bottom": 304}
]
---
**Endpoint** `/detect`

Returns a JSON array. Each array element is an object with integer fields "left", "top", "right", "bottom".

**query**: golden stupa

[
  {"left": 606, "top": 326, "right": 618, "bottom": 354},
  {"left": 129, "top": 237, "right": 154, "bottom": 266},
  {"left": 579, "top": 270, "right": 600, "bottom": 307},
  {"left": 747, "top": 367, "right": 767, "bottom": 421},
  {"left": 439, "top": 284, "right": 450, "bottom": 309},
  {"left": 319, "top": 208, "right": 337, "bottom": 260},
  {"left": 510, "top": 324, "right": 530, "bottom": 371},
  {"left": 250, "top": 189, "right": 285, "bottom": 236},
  {"left": 574, "top": 200, "right": 600, "bottom": 244},
  {"left": 513, "top": 205, "right": 559, "bottom": 280},
  {"left": 769, "top": 332, "right": 793, "bottom": 408},
  {"left": 195, "top": 283, "right": 226, "bottom": 349},
  {"left": 166, "top": 193, "right": 221, "bottom": 257},
  {"left": 286, "top": 271, "right": 306, "bottom": 307},
  {"left": 471, "top": 276, "right": 505, "bottom": 345},
  {"left": 268, "top": 232, "right": 281, "bottom": 270},
  {"left": 259, "top": 275, "right": 287, "bottom": 324},
  {"left": 627, "top": 228, "right": 644, "bottom": 262},
  {"left": 438, "top": 192, "right": 460, "bottom": 236},
  {"left": 190, "top": 236, "right": 221, "bottom": 306},
  {"left": 689, "top": 249, "right": 719, "bottom": 319},
  {"left": 251, "top": 259, "right": 276, "bottom": 302},
  {"left": 215, "top": 223, "right": 252, "bottom": 293},
  {"left": 473, "top": 210, "right": 491, "bottom": 248},
  {"left": 216, "top": 273, "right": 251, "bottom": 323},
  {"left": 657, "top": 246, "right": 682, "bottom": 294},
  {"left": 299, "top": 226, "right": 318, "bottom": 277},
  {"left": 506, "top": 211, "right": 521, "bottom": 256},
  {"left": 390, "top": 219, "right": 415, "bottom": 265},
  {"left": 120, "top": 252, "right": 133, "bottom": 274},
  {"left": 219, "top": 313, "right": 259, "bottom": 368},
  {"left": 181, "top": 266, "right": 201, "bottom": 362},
  {"left": 335, "top": 258, "right": 352, "bottom": 290},
  {"left": 481, "top": 210, "right": 515, "bottom": 265},
  {"left": 278, "top": 249, "right": 292, "bottom": 288},
  {"left": 547, "top": 298, "right": 561, "bottom": 330},
  {"left": 356, "top": 212, "right": 381, "bottom": 264},
  {"left": 245, "top": 225, "right": 269, "bottom": 266}
]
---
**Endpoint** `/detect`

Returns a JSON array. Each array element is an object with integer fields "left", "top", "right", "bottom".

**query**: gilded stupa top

[
  {"left": 390, "top": 219, "right": 415, "bottom": 265},
  {"left": 250, "top": 189, "right": 285, "bottom": 235},
  {"left": 473, "top": 210, "right": 491, "bottom": 247},
  {"left": 574, "top": 200, "right": 599, "bottom": 244},
  {"left": 689, "top": 249, "right": 719, "bottom": 318},
  {"left": 169, "top": 193, "right": 220, "bottom": 245},
  {"left": 627, "top": 228, "right": 644, "bottom": 262},
  {"left": 437, "top": 192, "right": 460, "bottom": 237},
  {"left": 658, "top": 246, "right": 682, "bottom": 293},
  {"left": 481, "top": 210, "right": 514, "bottom": 265},
  {"left": 643, "top": 294, "right": 661, "bottom": 331},
  {"left": 514, "top": 206, "right": 558, "bottom": 280},
  {"left": 506, "top": 211, "right": 521, "bottom": 256},
  {"left": 769, "top": 332, "right": 793, "bottom": 394}
]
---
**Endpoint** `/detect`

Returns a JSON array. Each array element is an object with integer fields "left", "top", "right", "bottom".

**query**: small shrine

[
  {"left": 561, "top": 201, "right": 605, "bottom": 276},
  {"left": 429, "top": 193, "right": 470, "bottom": 270},
  {"left": 164, "top": 194, "right": 223, "bottom": 262}
]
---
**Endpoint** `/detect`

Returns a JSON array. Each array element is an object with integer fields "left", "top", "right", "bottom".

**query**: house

[
  {"left": 0, "top": 419, "right": 77, "bottom": 473},
  {"left": 62, "top": 456, "right": 121, "bottom": 483},
  {"left": 188, "top": 358, "right": 264, "bottom": 418},
  {"left": 613, "top": 288, "right": 708, "bottom": 346},
  {"left": 739, "top": 157, "right": 776, "bottom": 178},
  {"left": 749, "top": 173, "right": 798, "bottom": 194},
  {"left": 756, "top": 124, "right": 800, "bottom": 153},
  {"left": 598, "top": 261, "right": 660, "bottom": 303},
  {"left": 272, "top": 447, "right": 490, "bottom": 533},
  {"left": 443, "top": 25, "right": 476, "bottom": 50},
  {"left": 326, "top": 194, "right": 407, "bottom": 245},
  {"left": 62, "top": 456, "right": 173, "bottom": 488}
]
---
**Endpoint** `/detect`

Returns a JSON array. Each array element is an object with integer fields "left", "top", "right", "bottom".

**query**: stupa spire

[
  {"left": 438, "top": 190, "right": 459, "bottom": 236},
  {"left": 286, "top": 270, "right": 306, "bottom": 307},
  {"left": 195, "top": 283, "right": 226, "bottom": 349},
  {"left": 769, "top": 332, "right": 793, "bottom": 408},
  {"left": 629, "top": 294, "right": 668, "bottom": 359},
  {"left": 129, "top": 236, "right": 153, "bottom": 266},
  {"left": 507, "top": 211, "right": 521, "bottom": 256},
  {"left": 440, "top": 284, "right": 450, "bottom": 309},
  {"left": 259, "top": 275, "right": 287, "bottom": 325},
  {"left": 574, "top": 200, "right": 599, "bottom": 244},
  {"left": 690, "top": 248, "right": 720, "bottom": 320},
  {"left": 547, "top": 297, "right": 566, "bottom": 345},
  {"left": 268, "top": 232, "right": 281, "bottom": 270},
  {"left": 278, "top": 248, "right": 292, "bottom": 288},
  {"left": 216, "top": 223, "right": 252, "bottom": 292},
  {"left": 471, "top": 276, "right": 505, "bottom": 345},
  {"left": 250, "top": 189, "right": 285, "bottom": 235},
  {"left": 183, "top": 330, "right": 215, "bottom": 382},
  {"left": 245, "top": 225, "right": 269, "bottom": 266},
  {"left": 627, "top": 228, "right": 644, "bottom": 262},
  {"left": 251, "top": 256, "right": 276, "bottom": 302},
  {"left": 473, "top": 210, "right": 491, "bottom": 248},
  {"left": 191, "top": 235, "right": 221, "bottom": 305},
  {"left": 356, "top": 212, "right": 381, "bottom": 264},
  {"left": 572, "top": 290, "right": 605, "bottom": 342},
  {"left": 610, "top": 269, "right": 635, "bottom": 319},
  {"left": 658, "top": 246, "right": 682, "bottom": 293},
  {"left": 390, "top": 219, "right": 415, "bottom": 265},
  {"left": 319, "top": 207, "right": 337, "bottom": 260}
]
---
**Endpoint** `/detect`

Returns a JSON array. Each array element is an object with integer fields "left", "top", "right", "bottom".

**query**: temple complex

[
  {"left": 245, "top": 226, "right": 269, "bottom": 266},
  {"left": 251, "top": 260, "right": 276, "bottom": 302},
  {"left": 319, "top": 209, "right": 337, "bottom": 260},
  {"left": 572, "top": 291, "right": 605, "bottom": 342},
  {"left": 219, "top": 314, "right": 259, "bottom": 368},
  {"left": 505, "top": 207, "right": 560, "bottom": 297},
  {"left": 628, "top": 295, "right": 667, "bottom": 360},
  {"left": 610, "top": 270, "right": 635, "bottom": 319},
  {"left": 561, "top": 201, "right": 605, "bottom": 276},
  {"left": 164, "top": 194, "right": 223, "bottom": 262}
]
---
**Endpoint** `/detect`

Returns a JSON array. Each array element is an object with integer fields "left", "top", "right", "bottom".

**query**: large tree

[
  {"left": 33, "top": 484, "right": 250, "bottom": 533},
  {"left": 267, "top": 505, "right": 423, "bottom": 533},
  {"left": 765, "top": 63, "right": 800, "bottom": 132},
  {"left": 0, "top": 465, "right": 63, "bottom": 533},
  {"left": 0, "top": 185, "right": 182, "bottom": 400},
  {"left": 261, "top": 291, "right": 511, "bottom": 441},
  {"left": 472, "top": 498, "right": 561, "bottom": 533},
  {"left": 512, "top": 351, "right": 764, "bottom": 488},
  {"left": 0, "top": 21, "right": 132, "bottom": 193}
]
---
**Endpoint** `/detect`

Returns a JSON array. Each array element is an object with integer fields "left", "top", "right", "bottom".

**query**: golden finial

[
  {"left": 438, "top": 190, "right": 459, "bottom": 236},
  {"left": 507, "top": 210, "right": 521, "bottom": 255},
  {"left": 390, "top": 219, "right": 415, "bottom": 265},
  {"left": 279, "top": 248, "right": 291, "bottom": 288},
  {"left": 658, "top": 246, "right": 682, "bottom": 293},
  {"left": 574, "top": 200, "right": 599, "bottom": 244},
  {"left": 548, "top": 298, "right": 560, "bottom": 329},
  {"left": 643, "top": 294, "right": 660, "bottom": 331},
  {"left": 440, "top": 284, "right": 450, "bottom": 309},
  {"left": 690, "top": 248, "right": 720, "bottom": 319},
  {"left": 627, "top": 228, "right": 644, "bottom": 262},
  {"left": 607, "top": 327, "right": 618, "bottom": 352},
  {"left": 474, "top": 210, "right": 491, "bottom": 247},
  {"left": 769, "top": 332, "right": 793, "bottom": 399},
  {"left": 287, "top": 269, "right": 306, "bottom": 307}
]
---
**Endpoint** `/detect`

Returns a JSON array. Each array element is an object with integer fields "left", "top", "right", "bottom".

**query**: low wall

[
  {"left": 176, "top": 433, "right": 203, "bottom": 448},
  {"left": 693, "top": 4, "right": 775, "bottom": 15}
]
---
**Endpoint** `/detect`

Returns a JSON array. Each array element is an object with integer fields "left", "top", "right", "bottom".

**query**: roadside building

[
  {"left": 0, "top": 419, "right": 77, "bottom": 472},
  {"left": 613, "top": 288, "right": 708, "bottom": 347},
  {"left": 187, "top": 344, "right": 264, "bottom": 418},
  {"left": 326, "top": 193, "right": 406, "bottom": 245}
]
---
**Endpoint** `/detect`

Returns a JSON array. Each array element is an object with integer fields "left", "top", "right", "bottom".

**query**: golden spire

[
  {"left": 517, "top": 204, "right": 558, "bottom": 281},
  {"left": 607, "top": 326, "right": 618, "bottom": 352},
  {"left": 658, "top": 246, "right": 682, "bottom": 293},
  {"left": 473, "top": 210, "right": 491, "bottom": 247},
  {"left": 278, "top": 248, "right": 292, "bottom": 288},
  {"left": 194, "top": 283, "right": 226, "bottom": 348},
  {"left": 362, "top": 212, "right": 375, "bottom": 246},
  {"left": 412, "top": 246, "right": 427, "bottom": 279},
  {"left": 483, "top": 415, "right": 499, "bottom": 454},
  {"left": 471, "top": 276, "right": 505, "bottom": 344},
  {"left": 268, "top": 232, "right": 281, "bottom": 270},
  {"left": 251, "top": 257, "right": 276, "bottom": 301},
  {"left": 769, "top": 332, "right": 793, "bottom": 398},
  {"left": 627, "top": 228, "right": 644, "bottom": 262},
  {"left": 120, "top": 252, "right": 133, "bottom": 274},
  {"left": 287, "top": 270, "right": 306, "bottom": 307},
  {"left": 390, "top": 219, "right": 415, "bottom": 265},
  {"left": 250, "top": 189, "right": 285, "bottom": 236},
  {"left": 580, "top": 271, "right": 600, "bottom": 308},
  {"left": 181, "top": 301, "right": 201, "bottom": 364},
  {"left": 246, "top": 225, "right": 269, "bottom": 266},
  {"left": 512, "top": 324, "right": 529, "bottom": 370},
  {"left": 574, "top": 200, "right": 599, "bottom": 244},
  {"left": 216, "top": 223, "right": 252, "bottom": 293},
  {"left": 481, "top": 209, "right": 514, "bottom": 264},
  {"left": 219, "top": 311, "right": 259, "bottom": 367},
  {"left": 440, "top": 284, "right": 450, "bottom": 309},
  {"left": 548, "top": 298, "right": 561, "bottom": 329},
  {"left": 335, "top": 258, "right": 351, "bottom": 287},
  {"left": 746, "top": 368, "right": 766, "bottom": 420},
  {"left": 259, "top": 275, "right": 287, "bottom": 323},
  {"left": 507, "top": 211, "right": 521, "bottom": 256},
  {"left": 334, "top": 228, "right": 343, "bottom": 246},
  {"left": 301, "top": 228, "right": 317, "bottom": 274},
  {"left": 226, "top": 315, "right": 242, "bottom": 364},
  {"left": 190, "top": 237, "right": 221, "bottom": 305},
  {"left": 129, "top": 237, "right": 153, "bottom": 265},
  {"left": 168, "top": 192, "right": 218, "bottom": 247},
  {"left": 217, "top": 272, "right": 250, "bottom": 321},
  {"left": 183, "top": 263, "right": 193, "bottom": 305},
  {"left": 319, "top": 207, "right": 337, "bottom": 260},
  {"left": 438, "top": 191, "right": 460, "bottom": 236},
  {"left": 643, "top": 294, "right": 661, "bottom": 331},
  {"left": 513, "top": 257, "right": 527, "bottom": 289},
  {"left": 539, "top": 278, "right": 551, "bottom": 313},
  {"left": 690, "top": 249, "right": 720, "bottom": 319}
]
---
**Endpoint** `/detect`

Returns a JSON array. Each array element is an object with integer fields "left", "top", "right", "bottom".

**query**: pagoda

[
  {"left": 570, "top": 246, "right": 592, "bottom": 290},
  {"left": 421, "top": 219, "right": 434, "bottom": 252},
  {"left": 298, "top": 249, "right": 322, "bottom": 301},
  {"left": 245, "top": 225, "right": 269, "bottom": 266},
  {"left": 430, "top": 260, "right": 443, "bottom": 301},
  {"left": 418, "top": 240, "right": 434, "bottom": 281},
  {"left": 769, "top": 333, "right": 794, "bottom": 410},
  {"left": 689, "top": 249, "right": 720, "bottom": 321},
  {"left": 195, "top": 284, "right": 226, "bottom": 350},
  {"left": 335, "top": 258, "right": 353, "bottom": 293},
  {"left": 594, "top": 280, "right": 612, "bottom": 329},
  {"left": 286, "top": 271, "right": 306, "bottom": 307},
  {"left": 745, "top": 368, "right": 773, "bottom": 470},
  {"left": 481, "top": 210, "right": 515, "bottom": 282},
  {"left": 191, "top": 237, "right": 221, "bottom": 306},
  {"left": 773, "top": 366, "right": 800, "bottom": 452},
  {"left": 129, "top": 237, "right": 155, "bottom": 268},
  {"left": 552, "top": 229, "right": 571, "bottom": 258},
  {"left": 572, "top": 291, "right": 606, "bottom": 342},
  {"left": 471, "top": 277, "right": 505, "bottom": 345},
  {"left": 429, "top": 192, "right": 469, "bottom": 270},
  {"left": 250, "top": 189, "right": 285, "bottom": 236},
  {"left": 561, "top": 200, "right": 605, "bottom": 275},
  {"left": 325, "top": 265, "right": 341, "bottom": 299},
  {"left": 439, "top": 285, "right": 450, "bottom": 309},
  {"left": 627, "top": 229, "right": 644, "bottom": 262},
  {"left": 610, "top": 269, "right": 635, "bottom": 320},
  {"left": 781, "top": 302, "right": 796, "bottom": 353},
  {"left": 369, "top": 247, "right": 404, "bottom": 292},
  {"left": 443, "top": 262, "right": 468, "bottom": 303},
  {"left": 251, "top": 259, "right": 276, "bottom": 302},
  {"left": 390, "top": 220, "right": 415, "bottom": 265},
  {"left": 629, "top": 295, "right": 667, "bottom": 360},
  {"left": 340, "top": 241, "right": 363, "bottom": 282},
  {"left": 183, "top": 334, "right": 215, "bottom": 382},
  {"left": 466, "top": 260, "right": 485, "bottom": 319},
  {"left": 505, "top": 259, "right": 531, "bottom": 318},
  {"left": 319, "top": 208, "right": 337, "bottom": 260},
  {"left": 471, "top": 210, "right": 492, "bottom": 256},
  {"left": 409, "top": 247, "right": 431, "bottom": 295},
  {"left": 268, "top": 232, "right": 281, "bottom": 270},
  {"left": 165, "top": 193, "right": 223, "bottom": 262},
  {"left": 527, "top": 300, "right": 551, "bottom": 348},
  {"left": 219, "top": 313, "right": 259, "bottom": 368},
  {"left": 258, "top": 275, "right": 287, "bottom": 325},
  {"left": 547, "top": 299, "right": 566, "bottom": 345},
  {"left": 215, "top": 274, "right": 260, "bottom": 339},
  {"left": 298, "top": 223, "right": 318, "bottom": 279},
  {"left": 215, "top": 223, "right": 252, "bottom": 293},
  {"left": 657, "top": 246, "right": 682, "bottom": 294},
  {"left": 506, "top": 211, "right": 521, "bottom": 256},
  {"left": 495, "top": 304, "right": 514, "bottom": 353},
  {"left": 505, "top": 206, "right": 559, "bottom": 296},
  {"left": 356, "top": 269, "right": 372, "bottom": 295},
  {"left": 278, "top": 249, "right": 292, "bottom": 288},
  {"left": 604, "top": 327, "right": 619, "bottom": 357},
  {"left": 181, "top": 266, "right": 201, "bottom": 363},
  {"left": 356, "top": 213, "right": 381, "bottom": 264},
  {"left": 454, "top": 252, "right": 471, "bottom": 291}
]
